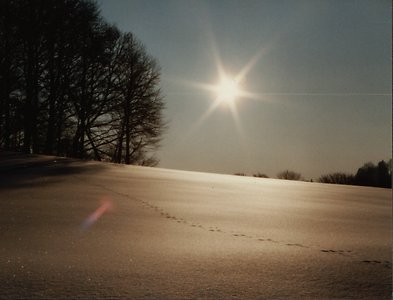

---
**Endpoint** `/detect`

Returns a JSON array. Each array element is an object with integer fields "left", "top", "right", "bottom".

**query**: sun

[
  {"left": 174, "top": 42, "right": 265, "bottom": 135},
  {"left": 216, "top": 76, "right": 240, "bottom": 104}
]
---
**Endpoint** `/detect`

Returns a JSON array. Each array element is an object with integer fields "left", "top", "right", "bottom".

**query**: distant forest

[
  {"left": 0, "top": 0, "right": 165, "bottom": 165},
  {"left": 246, "top": 160, "right": 391, "bottom": 189},
  {"left": 318, "top": 160, "right": 392, "bottom": 189}
]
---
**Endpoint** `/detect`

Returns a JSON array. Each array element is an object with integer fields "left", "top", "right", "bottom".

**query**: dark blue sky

[{"left": 99, "top": 0, "right": 391, "bottom": 179}]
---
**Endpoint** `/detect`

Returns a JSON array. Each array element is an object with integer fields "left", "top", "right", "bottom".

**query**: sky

[{"left": 99, "top": 0, "right": 391, "bottom": 180}]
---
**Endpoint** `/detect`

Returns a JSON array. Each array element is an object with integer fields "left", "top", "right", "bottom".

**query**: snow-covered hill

[{"left": 0, "top": 152, "right": 391, "bottom": 299}]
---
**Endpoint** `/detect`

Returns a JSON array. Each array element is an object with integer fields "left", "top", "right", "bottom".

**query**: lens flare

[{"left": 81, "top": 198, "right": 113, "bottom": 230}]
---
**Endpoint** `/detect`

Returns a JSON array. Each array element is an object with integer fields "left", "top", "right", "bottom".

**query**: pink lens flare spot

[{"left": 81, "top": 198, "right": 114, "bottom": 230}]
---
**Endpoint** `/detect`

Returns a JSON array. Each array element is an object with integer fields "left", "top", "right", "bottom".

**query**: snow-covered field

[{"left": 0, "top": 152, "right": 391, "bottom": 299}]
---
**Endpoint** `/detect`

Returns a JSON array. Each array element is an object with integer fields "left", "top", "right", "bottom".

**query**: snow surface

[{"left": 0, "top": 152, "right": 391, "bottom": 299}]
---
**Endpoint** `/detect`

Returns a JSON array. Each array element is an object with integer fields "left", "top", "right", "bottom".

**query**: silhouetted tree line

[
  {"left": 234, "top": 172, "right": 246, "bottom": 176},
  {"left": 319, "top": 160, "right": 392, "bottom": 188},
  {"left": 253, "top": 172, "right": 268, "bottom": 178},
  {"left": 0, "top": 0, "right": 165, "bottom": 165},
  {"left": 236, "top": 160, "right": 391, "bottom": 188},
  {"left": 277, "top": 170, "right": 302, "bottom": 181}
]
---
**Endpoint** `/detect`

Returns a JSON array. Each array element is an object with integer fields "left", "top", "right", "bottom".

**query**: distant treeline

[
  {"left": 0, "top": 0, "right": 165, "bottom": 165},
  {"left": 319, "top": 160, "right": 392, "bottom": 189},
  {"left": 236, "top": 159, "right": 392, "bottom": 189}
]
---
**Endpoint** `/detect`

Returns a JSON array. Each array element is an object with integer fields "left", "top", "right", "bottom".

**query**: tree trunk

[
  {"left": 44, "top": 38, "right": 57, "bottom": 154},
  {"left": 1, "top": 1, "right": 12, "bottom": 150}
]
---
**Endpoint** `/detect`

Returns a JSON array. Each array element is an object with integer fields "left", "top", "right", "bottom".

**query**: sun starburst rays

[{"left": 168, "top": 38, "right": 268, "bottom": 142}]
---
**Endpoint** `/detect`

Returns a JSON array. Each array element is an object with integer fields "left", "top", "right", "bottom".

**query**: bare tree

[
  {"left": 0, "top": 0, "right": 166, "bottom": 167},
  {"left": 110, "top": 33, "right": 165, "bottom": 165},
  {"left": 253, "top": 173, "right": 269, "bottom": 178},
  {"left": 0, "top": 0, "right": 22, "bottom": 150},
  {"left": 277, "top": 170, "right": 302, "bottom": 181},
  {"left": 318, "top": 173, "right": 354, "bottom": 185}
]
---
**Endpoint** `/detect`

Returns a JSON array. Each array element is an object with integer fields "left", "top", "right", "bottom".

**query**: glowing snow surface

[{"left": 0, "top": 153, "right": 391, "bottom": 299}]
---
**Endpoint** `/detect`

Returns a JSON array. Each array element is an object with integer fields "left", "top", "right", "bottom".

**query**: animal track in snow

[
  {"left": 286, "top": 243, "right": 309, "bottom": 248},
  {"left": 79, "top": 179, "right": 393, "bottom": 270},
  {"left": 320, "top": 249, "right": 350, "bottom": 255},
  {"left": 362, "top": 260, "right": 392, "bottom": 269}
]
